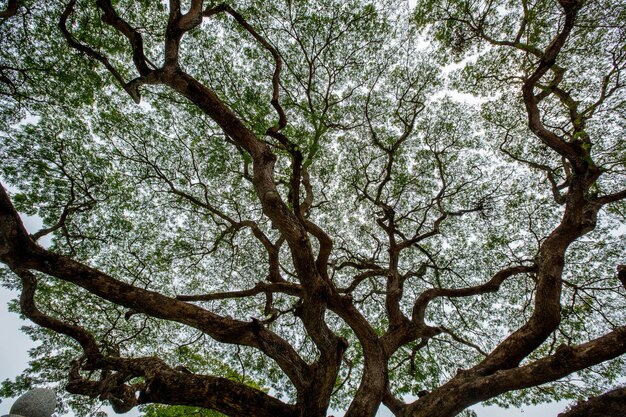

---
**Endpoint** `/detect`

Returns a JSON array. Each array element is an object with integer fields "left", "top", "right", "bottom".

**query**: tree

[
  {"left": 141, "top": 404, "right": 224, "bottom": 417},
  {"left": 0, "top": 0, "right": 624, "bottom": 416}
]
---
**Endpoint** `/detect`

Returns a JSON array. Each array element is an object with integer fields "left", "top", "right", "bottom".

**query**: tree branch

[
  {"left": 520, "top": 1, "right": 587, "bottom": 169},
  {"left": 59, "top": 0, "right": 144, "bottom": 103},
  {"left": 95, "top": 0, "right": 152, "bottom": 76},
  {"left": 0, "top": 0, "right": 17, "bottom": 19},
  {"left": 0, "top": 184, "right": 311, "bottom": 391},
  {"left": 176, "top": 281, "right": 303, "bottom": 302},
  {"left": 557, "top": 386, "right": 626, "bottom": 417},
  {"left": 12, "top": 255, "right": 298, "bottom": 416},
  {"left": 203, "top": 3, "right": 288, "bottom": 136},
  {"left": 411, "top": 265, "right": 537, "bottom": 326},
  {"left": 16, "top": 269, "right": 102, "bottom": 359},
  {"left": 405, "top": 326, "right": 626, "bottom": 417},
  {"left": 594, "top": 189, "right": 626, "bottom": 206}
]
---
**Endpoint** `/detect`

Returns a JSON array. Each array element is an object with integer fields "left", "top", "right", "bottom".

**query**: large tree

[{"left": 0, "top": 1, "right": 625, "bottom": 416}]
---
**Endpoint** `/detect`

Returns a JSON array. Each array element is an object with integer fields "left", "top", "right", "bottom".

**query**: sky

[{"left": 0, "top": 212, "right": 571, "bottom": 417}]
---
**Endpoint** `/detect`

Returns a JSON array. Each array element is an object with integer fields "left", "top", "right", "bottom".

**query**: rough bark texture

[{"left": 558, "top": 387, "right": 626, "bottom": 417}]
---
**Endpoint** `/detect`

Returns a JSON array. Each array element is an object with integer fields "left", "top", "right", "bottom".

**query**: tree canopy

[{"left": 0, "top": 1, "right": 625, "bottom": 416}]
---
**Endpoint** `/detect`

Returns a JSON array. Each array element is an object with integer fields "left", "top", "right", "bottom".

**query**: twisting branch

[
  {"left": 169, "top": 0, "right": 204, "bottom": 32},
  {"left": 411, "top": 265, "right": 537, "bottom": 327},
  {"left": 302, "top": 170, "right": 333, "bottom": 278},
  {"left": 203, "top": 3, "right": 287, "bottom": 136},
  {"left": 520, "top": 1, "right": 587, "bottom": 168},
  {"left": 176, "top": 281, "right": 303, "bottom": 302},
  {"left": 10, "top": 241, "right": 299, "bottom": 416},
  {"left": 95, "top": 0, "right": 152, "bottom": 76},
  {"left": 67, "top": 352, "right": 300, "bottom": 416},
  {"left": 0, "top": 184, "right": 312, "bottom": 392},
  {"left": 16, "top": 269, "right": 102, "bottom": 359},
  {"left": 100, "top": 10, "right": 346, "bottom": 408},
  {"left": 16, "top": 269, "right": 142, "bottom": 412},
  {"left": 66, "top": 359, "right": 143, "bottom": 413},
  {"left": 456, "top": 0, "right": 605, "bottom": 174},
  {"left": 201, "top": 4, "right": 309, "bottom": 220},
  {"left": 59, "top": 0, "right": 146, "bottom": 103}
]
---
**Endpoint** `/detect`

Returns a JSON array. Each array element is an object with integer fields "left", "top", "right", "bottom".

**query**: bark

[
  {"left": 558, "top": 387, "right": 626, "bottom": 417},
  {"left": 137, "top": 369, "right": 300, "bottom": 417},
  {"left": 402, "top": 327, "right": 626, "bottom": 417},
  {"left": 0, "top": 0, "right": 17, "bottom": 18}
]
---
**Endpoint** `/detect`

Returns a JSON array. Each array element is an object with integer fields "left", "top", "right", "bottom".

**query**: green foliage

[
  {"left": 141, "top": 404, "right": 225, "bottom": 417},
  {"left": 0, "top": 0, "right": 625, "bottom": 416}
]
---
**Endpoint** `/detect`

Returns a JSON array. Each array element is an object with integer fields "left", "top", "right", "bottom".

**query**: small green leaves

[{"left": 141, "top": 404, "right": 225, "bottom": 417}]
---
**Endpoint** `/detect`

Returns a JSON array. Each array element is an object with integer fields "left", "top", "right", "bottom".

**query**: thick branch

[
  {"left": 138, "top": 363, "right": 300, "bottom": 417},
  {"left": 557, "top": 387, "right": 626, "bottom": 417},
  {"left": 164, "top": 0, "right": 203, "bottom": 67},
  {"left": 0, "top": 0, "right": 17, "bottom": 18},
  {"left": 96, "top": 0, "right": 152, "bottom": 76},
  {"left": 13, "top": 254, "right": 298, "bottom": 416},
  {"left": 0, "top": 184, "right": 310, "bottom": 391},
  {"left": 478, "top": 326, "right": 626, "bottom": 399},
  {"left": 406, "top": 326, "right": 626, "bottom": 417},
  {"left": 66, "top": 355, "right": 299, "bottom": 417},
  {"left": 594, "top": 189, "right": 626, "bottom": 206}
]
